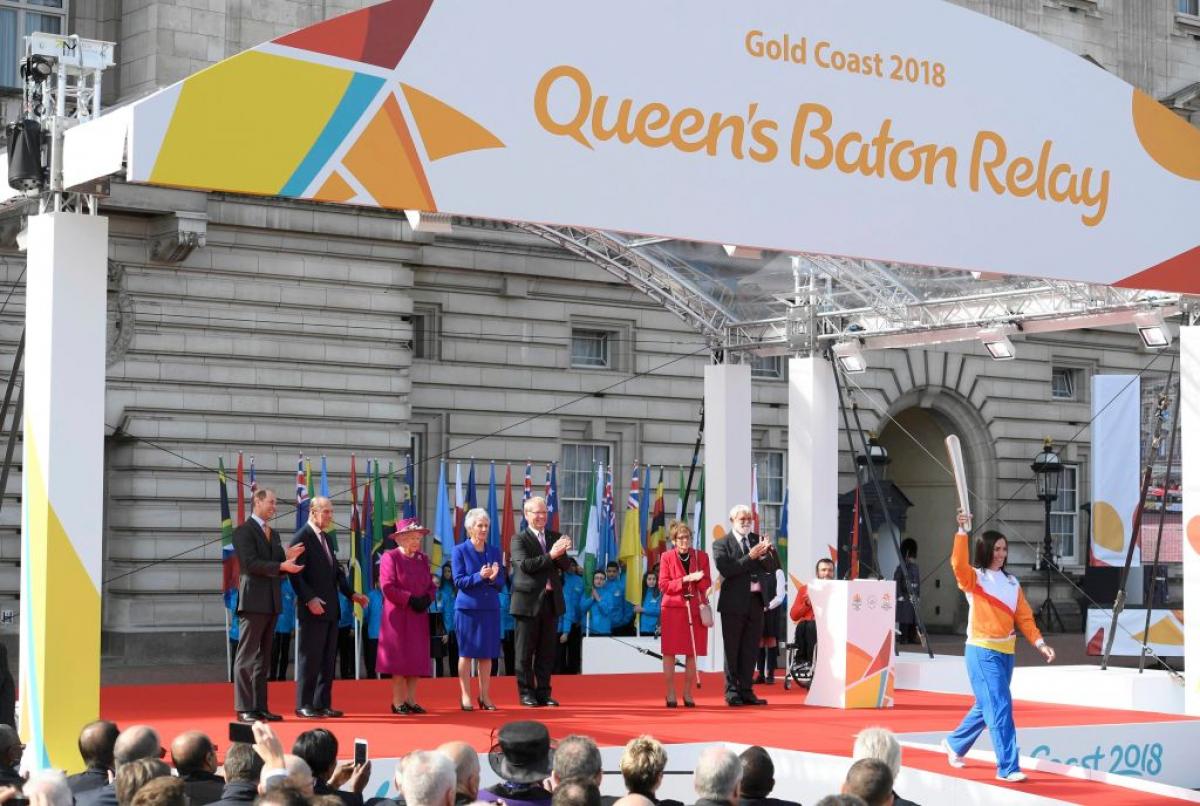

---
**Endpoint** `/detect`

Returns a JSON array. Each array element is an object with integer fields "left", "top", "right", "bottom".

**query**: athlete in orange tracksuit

[{"left": 942, "top": 511, "right": 1056, "bottom": 783}]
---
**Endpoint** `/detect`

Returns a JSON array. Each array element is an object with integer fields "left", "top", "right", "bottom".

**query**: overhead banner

[
  {"left": 66, "top": 0, "right": 1200, "bottom": 292},
  {"left": 1091, "top": 375, "right": 1140, "bottom": 568}
]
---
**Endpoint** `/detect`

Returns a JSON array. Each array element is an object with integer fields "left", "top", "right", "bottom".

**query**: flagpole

[
  {"left": 223, "top": 608, "right": 232, "bottom": 683},
  {"left": 354, "top": 619, "right": 362, "bottom": 680}
]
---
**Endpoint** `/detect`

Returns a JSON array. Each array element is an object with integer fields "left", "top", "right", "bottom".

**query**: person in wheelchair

[{"left": 788, "top": 558, "right": 835, "bottom": 680}]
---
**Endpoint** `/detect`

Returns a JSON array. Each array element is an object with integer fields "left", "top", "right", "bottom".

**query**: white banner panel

[
  {"left": 1181, "top": 326, "right": 1200, "bottom": 715},
  {"left": 1091, "top": 375, "right": 1140, "bottom": 567},
  {"left": 64, "top": 0, "right": 1200, "bottom": 292},
  {"left": 1084, "top": 608, "right": 1183, "bottom": 658}
]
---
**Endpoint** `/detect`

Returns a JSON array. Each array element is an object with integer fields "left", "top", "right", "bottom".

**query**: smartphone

[
  {"left": 354, "top": 739, "right": 368, "bottom": 766},
  {"left": 229, "top": 722, "right": 256, "bottom": 744}
]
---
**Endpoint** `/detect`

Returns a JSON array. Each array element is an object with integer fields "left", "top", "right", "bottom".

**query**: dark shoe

[
  {"left": 391, "top": 703, "right": 411, "bottom": 715},
  {"left": 261, "top": 711, "right": 283, "bottom": 722},
  {"left": 540, "top": 697, "right": 560, "bottom": 707},
  {"left": 683, "top": 698, "right": 696, "bottom": 708},
  {"left": 295, "top": 707, "right": 322, "bottom": 719},
  {"left": 520, "top": 696, "right": 542, "bottom": 707},
  {"left": 478, "top": 698, "right": 497, "bottom": 711},
  {"left": 236, "top": 711, "right": 261, "bottom": 723},
  {"left": 666, "top": 699, "right": 677, "bottom": 708},
  {"left": 753, "top": 674, "right": 766, "bottom": 685},
  {"left": 408, "top": 703, "right": 426, "bottom": 714},
  {"left": 725, "top": 697, "right": 745, "bottom": 707},
  {"left": 745, "top": 696, "right": 769, "bottom": 706},
  {"left": 460, "top": 700, "right": 474, "bottom": 712},
  {"left": 319, "top": 708, "right": 344, "bottom": 718},
  {"left": 765, "top": 676, "right": 776, "bottom": 685}
]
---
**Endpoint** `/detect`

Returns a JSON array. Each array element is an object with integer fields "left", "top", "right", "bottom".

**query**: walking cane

[{"left": 683, "top": 582, "right": 702, "bottom": 690}]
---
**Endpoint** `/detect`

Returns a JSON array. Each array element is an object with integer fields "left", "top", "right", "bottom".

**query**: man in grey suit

[
  {"left": 509, "top": 496, "right": 573, "bottom": 707},
  {"left": 712, "top": 504, "right": 775, "bottom": 707},
  {"left": 232, "top": 488, "right": 304, "bottom": 722}
]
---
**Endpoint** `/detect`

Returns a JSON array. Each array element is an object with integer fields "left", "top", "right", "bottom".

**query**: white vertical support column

[
  {"left": 702, "top": 363, "right": 752, "bottom": 671},
  {"left": 788, "top": 356, "right": 839, "bottom": 589},
  {"left": 1181, "top": 326, "right": 1200, "bottom": 715},
  {"left": 20, "top": 212, "right": 108, "bottom": 769}
]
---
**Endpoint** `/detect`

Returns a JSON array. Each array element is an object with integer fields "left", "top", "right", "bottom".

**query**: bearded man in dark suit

[
  {"left": 712, "top": 504, "right": 776, "bottom": 707},
  {"left": 509, "top": 495, "right": 573, "bottom": 707},
  {"left": 232, "top": 488, "right": 304, "bottom": 722}
]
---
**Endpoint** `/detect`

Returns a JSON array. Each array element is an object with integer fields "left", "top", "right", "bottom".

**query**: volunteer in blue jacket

[
  {"left": 557, "top": 559, "right": 585, "bottom": 674},
  {"left": 584, "top": 571, "right": 621, "bottom": 636},
  {"left": 270, "top": 577, "right": 297, "bottom": 681},
  {"left": 496, "top": 575, "right": 516, "bottom": 676},
  {"left": 638, "top": 571, "right": 662, "bottom": 636},
  {"left": 364, "top": 582, "right": 384, "bottom": 678}
]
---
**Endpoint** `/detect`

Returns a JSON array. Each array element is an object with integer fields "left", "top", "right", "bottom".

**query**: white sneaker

[
  {"left": 996, "top": 771, "right": 1028, "bottom": 783},
  {"left": 940, "top": 739, "right": 965, "bottom": 769}
]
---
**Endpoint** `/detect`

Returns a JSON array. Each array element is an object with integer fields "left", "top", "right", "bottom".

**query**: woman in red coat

[{"left": 657, "top": 520, "right": 712, "bottom": 708}]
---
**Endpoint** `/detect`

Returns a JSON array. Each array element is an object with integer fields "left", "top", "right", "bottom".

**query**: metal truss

[
  {"left": 513, "top": 223, "right": 735, "bottom": 344},
  {"left": 515, "top": 224, "right": 1182, "bottom": 355}
]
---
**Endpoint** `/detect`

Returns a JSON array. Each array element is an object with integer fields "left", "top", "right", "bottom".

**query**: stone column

[{"left": 787, "top": 356, "right": 839, "bottom": 589}]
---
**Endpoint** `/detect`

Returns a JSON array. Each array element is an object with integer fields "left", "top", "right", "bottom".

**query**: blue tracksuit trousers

[{"left": 946, "top": 644, "right": 1019, "bottom": 776}]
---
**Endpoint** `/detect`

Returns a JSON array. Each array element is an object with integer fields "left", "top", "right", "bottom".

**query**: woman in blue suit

[{"left": 452, "top": 507, "right": 506, "bottom": 711}]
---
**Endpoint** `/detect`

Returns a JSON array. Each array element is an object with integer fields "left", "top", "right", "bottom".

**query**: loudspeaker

[{"left": 6, "top": 119, "right": 44, "bottom": 192}]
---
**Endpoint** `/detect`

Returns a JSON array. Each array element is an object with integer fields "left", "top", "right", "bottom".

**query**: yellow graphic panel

[
  {"left": 343, "top": 93, "right": 434, "bottom": 210},
  {"left": 1092, "top": 501, "right": 1125, "bottom": 553},
  {"left": 1132, "top": 89, "right": 1200, "bottom": 181},
  {"left": 1135, "top": 616, "right": 1184, "bottom": 646},
  {"left": 401, "top": 83, "right": 505, "bottom": 161},
  {"left": 151, "top": 51, "right": 354, "bottom": 194},
  {"left": 845, "top": 671, "right": 891, "bottom": 708},
  {"left": 314, "top": 171, "right": 356, "bottom": 203}
]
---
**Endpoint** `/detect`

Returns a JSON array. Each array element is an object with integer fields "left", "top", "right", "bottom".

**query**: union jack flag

[
  {"left": 295, "top": 454, "right": 309, "bottom": 530},
  {"left": 519, "top": 460, "right": 532, "bottom": 531}
]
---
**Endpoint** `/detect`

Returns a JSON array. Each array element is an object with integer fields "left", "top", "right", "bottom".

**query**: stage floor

[{"left": 101, "top": 673, "right": 1200, "bottom": 805}]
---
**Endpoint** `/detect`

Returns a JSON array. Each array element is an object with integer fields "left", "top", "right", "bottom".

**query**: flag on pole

[
  {"left": 295, "top": 455, "right": 309, "bottom": 530},
  {"left": 349, "top": 455, "right": 364, "bottom": 618},
  {"left": 647, "top": 468, "right": 666, "bottom": 571},
  {"left": 486, "top": 461, "right": 500, "bottom": 551},
  {"left": 676, "top": 465, "right": 687, "bottom": 522},
  {"left": 249, "top": 455, "right": 258, "bottom": 496},
  {"left": 306, "top": 455, "right": 315, "bottom": 506},
  {"left": 582, "top": 461, "right": 602, "bottom": 594},
  {"left": 750, "top": 464, "right": 761, "bottom": 535},
  {"left": 692, "top": 467, "right": 705, "bottom": 551},
  {"left": 467, "top": 459, "right": 479, "bottom": 517},
  {"left": 639, "top": 463, "right": 651, "bottom": 556},
  {"left": 361, "top": 466, "right": 376, "bottom": 587},
  {"left": 454, "top": 462, "right": 466, "bottom": 544},
  {"left": 384, "top": 461, "right": 398, "bottom": 534},
  {"left": 547, "top": 462, "right": 560, "bottom": 533},
  {"left": 519, "top": 460, "right": 532, "bottom": 531},
  {"left": 501, "top": 464, "right": 515, "bottom": 562},
  {"left": 236, "top": 452, "right": 245, "bottom": 525},
  {"left": 433, "top": 460, "right": 452, "bottom": 570},
  {"left": 403, "top": 455, "right": 417, "bottom": 519},
  {"left": 372, "top": 460, "right": 385, "bottom": 553},
  {"left": 320, "top": 455, "right": 338, "bottom": 553},
  {"left": 219, "top": 458, "right": 238, "bottom": 596},
  {"left": 619, "top": 464, "right": 643, "bottom": 610},
  {"left": 602, "top": 465, "right": 617, "bottom": 565}
]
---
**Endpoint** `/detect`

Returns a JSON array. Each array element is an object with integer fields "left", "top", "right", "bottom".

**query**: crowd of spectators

[{"left": 0, "top": 720, "right": 920, "bottom": 806}]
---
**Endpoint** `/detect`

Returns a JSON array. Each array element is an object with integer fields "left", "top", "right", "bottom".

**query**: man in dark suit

[
  {"left": 171, "top": 731, "right": 225, "bottom": 805},
  {"left": 737, "top": 746, "right": 800, "bottom": 806},
  {"left": 712, "top": 504, "right": 774, "bottom": 707},
  {"left": 68, "top": 720, "right": 119, "bottom": 795},
  {"left": 289, "top": 496, "right": 367, "bottom": 718},
  {"left": 233, "top": 488, "right": 304, "bottom": 722},
  {"left": 207, "top": 743, "right": 263, "bottom": 806},
  {"left": 509, "top": 495, "right": 573, "bottom": 707}
]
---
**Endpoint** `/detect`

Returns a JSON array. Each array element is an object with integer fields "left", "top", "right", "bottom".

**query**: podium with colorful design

[{"left": 805, "top": 579, "right": 896, "bottom": 709}]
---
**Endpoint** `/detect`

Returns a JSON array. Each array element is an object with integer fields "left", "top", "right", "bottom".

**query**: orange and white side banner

[
  {"left": 806, "top": 579, "right": 895, "bottom": 709},
  {"left": 1090, "top": 375, "right": 1140, "bottom": 567},
  {"left": 1180, "top": 327, "right": 1200, "bottom": 715}
]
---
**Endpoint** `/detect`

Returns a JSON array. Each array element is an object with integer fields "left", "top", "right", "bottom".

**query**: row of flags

[{"left": 218, "top": 453, "right": 782, "bottom": 617}]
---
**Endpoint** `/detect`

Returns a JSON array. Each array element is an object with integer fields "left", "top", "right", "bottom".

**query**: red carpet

[{"left": 101, "top": 673, "right": 1197, "bottom": 805}]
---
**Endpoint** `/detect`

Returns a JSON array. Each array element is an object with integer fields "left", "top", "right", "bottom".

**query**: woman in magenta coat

[{"left": 378, "top": 518, "right": 438, "bottom": 714}]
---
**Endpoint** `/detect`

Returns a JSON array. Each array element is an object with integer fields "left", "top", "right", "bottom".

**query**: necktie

[
  {"left": 263, "top": 524, "right": 272, "bottom": 542},
  {"left": 318, "top": 530, "right": 332, "bottom": 564},
  {"left": 742, "top": 536, "right": 750, "bottom": 555},
  {"left": 536, "top": 532, "right": 546, "bottom": 551}
]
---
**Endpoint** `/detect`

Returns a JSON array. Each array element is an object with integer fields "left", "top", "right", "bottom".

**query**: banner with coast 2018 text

[{"left": 73, "top": 0, "right": 1200, "bottom": 293}]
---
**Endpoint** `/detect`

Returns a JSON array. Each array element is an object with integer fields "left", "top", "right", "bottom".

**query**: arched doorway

[{"left": 878, "top": 404, "right": 977, "bottom": 631}]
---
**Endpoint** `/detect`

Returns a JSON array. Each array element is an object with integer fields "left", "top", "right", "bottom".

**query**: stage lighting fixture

[
  {"left": 1133, "top": 310, "right": 1170, "bottom": 349},
  {"left": 979, "top": 326, "right": 1016, "bottom": 360},
  {"left": 832, "top": 340, "right": 866, "bottom": 374},
  {"left": 19, "top": 55, "right": 52, "bottom": 83}
]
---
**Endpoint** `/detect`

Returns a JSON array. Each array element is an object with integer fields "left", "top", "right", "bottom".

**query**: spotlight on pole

[
  {"left": 979, "top": 325, "right": 1016, "bottom": 361},
  {"left": 1133, "top": 309, "right": 1171, "bottom": 350},
  {"left": 832, "top": 340, "right": 866, "bottom": 374}
]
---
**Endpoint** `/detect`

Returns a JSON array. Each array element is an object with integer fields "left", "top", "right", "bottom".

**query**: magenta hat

[{"left": 394, "top": 517, "right": 430, "bottom": 536}]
